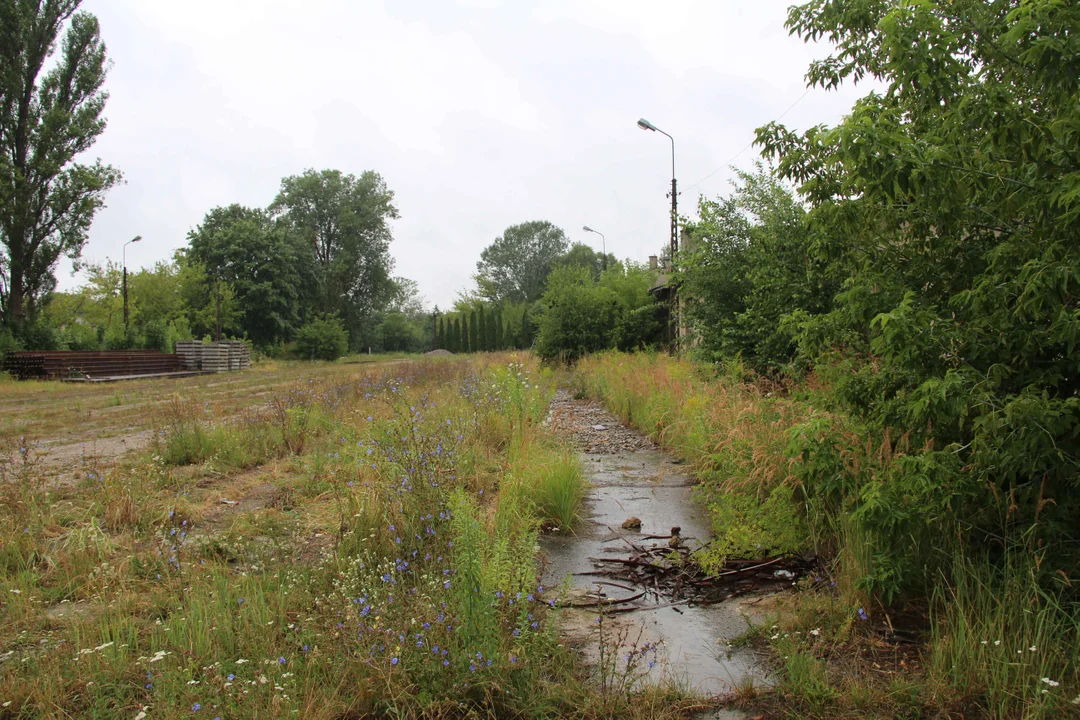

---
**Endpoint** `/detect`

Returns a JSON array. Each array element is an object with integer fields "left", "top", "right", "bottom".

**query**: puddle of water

[{"left": 542, "top": 450, "right": 772, "bottom": 703}]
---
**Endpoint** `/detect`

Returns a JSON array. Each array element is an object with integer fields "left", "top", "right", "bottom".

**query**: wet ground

[{"left": 542, "top": 390, "right": 772, "bottom": 705}]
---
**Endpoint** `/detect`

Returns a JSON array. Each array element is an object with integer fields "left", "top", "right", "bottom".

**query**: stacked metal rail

[{"left": 2, "top": 350, "right": 185, "bottom": 380}]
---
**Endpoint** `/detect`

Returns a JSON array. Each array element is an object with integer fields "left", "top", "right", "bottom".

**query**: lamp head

[
  {"left": 583, "top": 225, "right": 594, "bottom": 233},
  {"left": 637, "top": 118, "right": 657, "bottom": 132},
  {"left": 131, "top": 235, "right": 142, "bottom": 243}
]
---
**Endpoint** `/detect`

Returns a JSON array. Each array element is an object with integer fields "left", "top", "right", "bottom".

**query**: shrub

[
  {"left": 103, "top": 324, "right": 137, "bottom": 350},
  {"left": 0, "top": 327, "right": 21, "bottom": 363},
  {"left": 294, "top": 313, "right": 349, "bottom": 361},
  {"left": 140, "top": 320, "right": 169, "bottom": 352},
  {"left": 57, "top": 323, "right": 101, "bottom": 351},
  {"left": 613, "top": 303, "right": 664, "bottom": 351},
  {"left": 534, "top": 266, "right": 618, "bottom": 361},
  {"left": 19, "top": 321, "right": 60, "bottom": 351}
]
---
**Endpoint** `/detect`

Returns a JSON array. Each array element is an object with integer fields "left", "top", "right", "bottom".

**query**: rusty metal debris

[{"left": 567, "top": 533, "right": 818, "bottom": 610}]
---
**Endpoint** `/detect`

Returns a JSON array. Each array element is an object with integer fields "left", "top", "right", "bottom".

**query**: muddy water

[{"left": 542, "top": 392, "right": 770, "bottom": 706}]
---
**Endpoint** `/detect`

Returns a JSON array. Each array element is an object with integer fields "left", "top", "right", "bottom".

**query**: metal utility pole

[
  {"left": 122, "top": 235, "right": 142, "bottom": 332},
  {"left": 669, "top": 176, "right": 677, "bottom": 264}
]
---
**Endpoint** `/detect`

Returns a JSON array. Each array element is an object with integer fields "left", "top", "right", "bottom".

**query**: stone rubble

[{"left": 545, "top": 389, "right": 656, "bottom": 454}]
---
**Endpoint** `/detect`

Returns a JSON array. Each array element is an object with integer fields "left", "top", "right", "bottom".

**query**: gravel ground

[{"left": 545, "top": 389, "right": 656, "bottom": 454}]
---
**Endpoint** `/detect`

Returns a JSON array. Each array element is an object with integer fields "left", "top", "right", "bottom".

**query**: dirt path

[{"left": 543, "top": 390, "right": 771, "bottom": 713}]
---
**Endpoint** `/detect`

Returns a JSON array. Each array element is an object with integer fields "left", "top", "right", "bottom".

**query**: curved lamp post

[
  {"left": 123, "top": 235, "right": 142, "bottom": 331},
  {"left": 636, "top": 118, "right": 677, "bottom": 263},
  {"left": 582, "top": 225, "right": 607, "bottom": 271}
]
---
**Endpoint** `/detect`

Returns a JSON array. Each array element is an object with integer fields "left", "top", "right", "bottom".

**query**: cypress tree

[
  {"left": 519, "top": 306, "right": 535, "bottom": 348},
  {"left": 478, "top": 306, "right": 488, "bottom": 351},
  {"left": 437, "top": 317, "right": 444, "bottom": 349},
  {"left": 487, "top": 311, "right": 497, "bottom": 350},
  {"left": 469, "top": 310, "right": 479, "bottom": 353},
  {"left": 495, "top": 312, "right": 504, "bottom": 351},
  {"left": 453, "top": 318, "right": 461, "bottom": 353}
]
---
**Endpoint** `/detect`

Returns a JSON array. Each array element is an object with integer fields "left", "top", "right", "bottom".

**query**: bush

[
  {"left": 679, "top": 166, "right": 836, "bottom": 374},
  {"left": 534, "top": 266, "right": 618, "bottom": 361},
  {"left": 613, "top": 303, "right": 664, "bottom": 351},
  {"left": 294, "top": 314, "right": 349, "bottom": 361},
  {"left": 19, "top": 321, "right": 60, "bottom": 351},
  {"left": 140, "top": 320, "right": 169, "bottom": 352},
  {"left": 103, "top": 324, "right": 137, "bottom": 350},
  {"left": 57, "top": 323, "right": 100, "bottom": 351},
  {"left": 0, "top": 327, "right": 19, "bottom": 363}
]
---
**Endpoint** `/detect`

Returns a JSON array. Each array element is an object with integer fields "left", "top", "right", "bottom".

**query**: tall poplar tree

[{"left": 1, "top": 0, "right": 122, "bottom": 332}]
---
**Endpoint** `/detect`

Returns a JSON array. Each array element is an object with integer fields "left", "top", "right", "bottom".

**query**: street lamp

[
  {"left": 123, "top": 235, "right": 142, "bottom": 331},
  {"left": 582, "top": 225, "right": 607, "bottom": 271},
  {"left": 636, "top": 117, "right": 677, "bottom": 264}
]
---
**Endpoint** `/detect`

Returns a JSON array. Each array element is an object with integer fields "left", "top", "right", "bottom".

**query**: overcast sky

[{"left": 71, "top": 0, "right": 871, "bottom": 309}]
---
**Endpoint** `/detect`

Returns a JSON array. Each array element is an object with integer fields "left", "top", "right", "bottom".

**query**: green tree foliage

[
  {"left": 486, "top": 310, "right": 497, "bottom": 351},
  {"left": 494, "top": 312, "right": 504, "bottom": 350},
  {"left": 378, "top": 277, "right": 432, "bottom": 352},
  {"left": 555, "top": 243, "right": 616, "bottom": 280},
  {"left": 0, "top": 0, "right": 121, "bottom": 332},
  {"left": 468, "top": 310, "right": 478, "bottom": 353},
  {"left": 175, "top": 250, "right": 241, "bottom": 341},
  {"left": 681, "top": 166, "right": 836, "bottom": 373},
  {"left": 475, "top": 221, "right": 568, "bottom": 304},
  {"left": 294, "top": 313, "right": 348, "bottom": 361},
  {"left": 535, "top": 263, "right": 662, "bottom": 361},
  {"left": 517, "top": 304, "right": 537, "bottom": 349},
  {"left": 377, "top": 312, "right": 419, "bottom": 353},
  {"left": 535, "top": 267, "right": 617, "bottom": 361},
  {"left": 187, "top": 205, "right": 307, "bottom": 346},
  {"left": 601, "top": 264, "right": 667, "bottom": 352},
  {"left": 477, "top": 305, "right": 488, "bottom": 352},
  {"left": 754, "top": 0, "right": 1080, "bottom": 597},
  {"left": 38, "top": 257, "right": 192, "bottom": 352},
  {"left": 270, "top": 169, "right": 397, "bottom": 345},
  {"left": 128, "top": 261, "right": 183, "bottom": 330}
]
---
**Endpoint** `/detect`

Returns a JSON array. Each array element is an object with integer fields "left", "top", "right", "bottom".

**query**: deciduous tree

[
  {"left": 475, "top": 221, "right": 568, "bottom": 303},
  {"left": 758, "top": 0, "right": 1080, "bottom": 595},
  {"left": 271, "top": 169, "right": 398, "bottom": 345}
]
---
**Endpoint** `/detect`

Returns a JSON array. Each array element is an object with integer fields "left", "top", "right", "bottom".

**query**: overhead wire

[{"left": 683, "top": 87, "right": 811, "bottom": 193}]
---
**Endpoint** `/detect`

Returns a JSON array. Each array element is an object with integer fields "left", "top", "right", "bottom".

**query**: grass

[
  {"left": 528, "top": 452, "right": 587, "bottom": 531},
  {"left": 0, "top": 358, "right": 398, "bottom": 442},
  {"left": 0, "top": 353, "right": 704, "bottom": 719},
  {"left": 572, "top": 351, "right": 1080, "bottom": 720}
]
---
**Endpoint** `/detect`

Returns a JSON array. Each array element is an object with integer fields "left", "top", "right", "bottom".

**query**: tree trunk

[{"left": 5, "top": 258, "right": 27, "bottom": 332}]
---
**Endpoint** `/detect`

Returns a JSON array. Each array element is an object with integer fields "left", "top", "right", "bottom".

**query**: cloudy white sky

[{"left": 72, "top": 0, "right": 871, "bottom": 309}]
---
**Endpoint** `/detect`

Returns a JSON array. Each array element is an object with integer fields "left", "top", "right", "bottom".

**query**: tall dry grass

[{"left": 573, "top": 352, "right": 814, "bottom": 569}]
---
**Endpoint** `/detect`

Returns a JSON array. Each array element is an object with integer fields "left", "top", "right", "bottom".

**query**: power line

[{"left": 683, "top": 88, "right": 811, "bottom": 192}]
